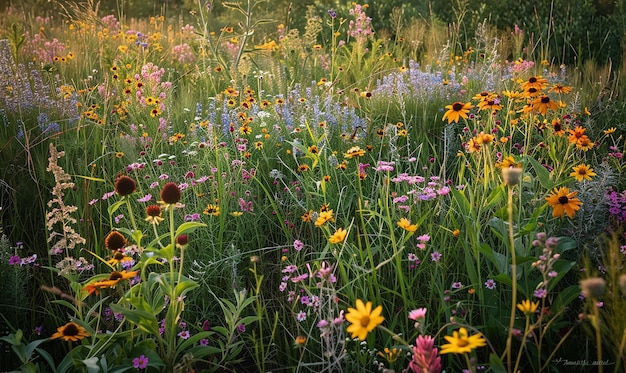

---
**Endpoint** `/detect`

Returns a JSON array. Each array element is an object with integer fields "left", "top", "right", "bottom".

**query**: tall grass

[{"left": 0, "top": 1, "right": 625, "bottom": 372}]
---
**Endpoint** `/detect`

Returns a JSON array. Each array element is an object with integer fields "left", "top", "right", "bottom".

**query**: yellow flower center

[{"left": 360, "top": 315, "right": 370, "bottom": 327}]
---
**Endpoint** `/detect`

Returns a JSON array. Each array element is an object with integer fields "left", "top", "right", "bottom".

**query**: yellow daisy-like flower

[
  {"left": 545, "top": 187, "right": 582, "bottom": 218},
  {"left": 397, "top": 218, "right": 417, "bottom": 232},
  {"left": 329, "top": 228, "right": 347, "bottom": 244},
  {"left": 315, "top": 210, "right": 334, "bottom": 227},
  {"left": 343, "top": 146, "right": 366, "bottom": 159},
  {"left": 517, "top": 299, "right": 539, "bottom": 315},
  {"left": 345, "top": 299, "right": 385, "bottom": 340},
  {"left": 570, "top": 164, "right": 596, "bottom": 182},
  {"left": 442, "top": 102, "right": 473, "bottom": 124},
  {"left": 604, "top": 127, "right": 616, "bottom": 135},
  {"left": 520, "top": 75, "right": 548, "bottom": 91},
  {"left": 203, "top": 204, "right": 220, "bottom": 216},
  {"left": 531, "top": 95, "right": 559, "bottom": 115},
  {"left": 439, "top": 327, "right": 487, "bottom": 355},
  {"left": 549, "top": 83, "right": 572, "bottom": 94},
  {"left": 51, "top": 322, "right": 90, "bottom": 342}
]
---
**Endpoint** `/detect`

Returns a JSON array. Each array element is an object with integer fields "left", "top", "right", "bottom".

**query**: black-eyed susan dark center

[
  {"left": 63, "top": 323, "right": 80, "bottom": 336},
  {"left": 541, "top": 96, "right": 550, "bottom": 103},
  {"left": 452, "top": 102, "right": 464, "bottom": 111},
  {"left": 109, "top": 271, "right": 123, "bottom": 281},
  {"left": 558, "top": 196, "right": 569, "bottom": 204},
  {"left": 529, "top": 77, "right": 537, "bottom": 83}
]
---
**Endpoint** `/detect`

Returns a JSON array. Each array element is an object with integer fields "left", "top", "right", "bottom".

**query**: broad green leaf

[
  {"left": 109, "top": 301, "right": 159, "bottom": 336},
  {"left": 107, "top": 199, "right": 126, "bottom": 217},
  {"left": 489, "top": 353, "right": 507, "bottom": 373},
  {"left": 175, "top": 221, "right": 207, "bottom": 237},
  {"left": 524, "top": 155, "right": 553, "bottom": 189},
  {"left": 174, "top": 276, "right": 199, "bottom": 298}
]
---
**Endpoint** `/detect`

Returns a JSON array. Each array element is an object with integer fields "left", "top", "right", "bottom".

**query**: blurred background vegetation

[{"left": 1, "top": 0, "right": 624, "bottom": 67}]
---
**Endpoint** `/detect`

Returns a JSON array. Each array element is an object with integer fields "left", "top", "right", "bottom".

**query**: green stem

[
  {"left": 503, "top": 185, "right": 517, "bottom": 373},
  {"left": 513, "top": 315, "right": 530, "bottom": 373}
]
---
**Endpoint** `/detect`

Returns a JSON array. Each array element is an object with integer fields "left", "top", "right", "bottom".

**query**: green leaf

[
  {"left": 489, "top": 353, "right": 507, "bottom": 373},
  {"left": 174, "top": 276, "right": 199, "bottom": 298},
  {"left": 493, "top": 273, "right": 512, "bottom": 287},
  {"left": 552, "top": 284, "right": 583, "bottom": 310},
  {"left": 175, "top": 221, "right": 207, "bottom": 237},
  {"left": 547, "top": 260, "right": 576, "bottom": 292},
  {"left": 107, "top": 199, "right": 126, "bottom": 217},
  {"left": 24, "top": 338, "right": 50, "bottom": 362},
  {"left": 109, "top": 300, "right": 159, "bottom": 336},
  {"left": 176, "top": 331, "right": 215, "bottom": 352},
  {"left": 524, "top": 155, "right": 553, "bottom": 189}
]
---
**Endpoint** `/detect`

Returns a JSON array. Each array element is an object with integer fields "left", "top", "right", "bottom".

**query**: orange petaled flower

[
  {"left": 106, "top": 250, "right": 133, "bottom": 266},
  {"left": 467, "top": 138, "right": 481, "bottom": 153},
  {"left": 397, "top": 218, "right": 417, "bottom": 232},
  {"left": 520, "top": 75, "right": 548, "bottom": 91},
  {"left": 301, "top": 210, "right": 313, "bottom": 222},
  {"left": 85, "top": 270, "right": 139, "bottom": 293},
  {"left": 477, "top": 99, "right": 502, "bottom": 112},
  {"left": 521, "top": 87, "right": 542, "bottom": 99},
  {"left": 476, "top": 132, "right": 495, "bottom": 145},
  {"left": 568, "top": 126, "right": 587, "bottom": 144},
  {"left": 442, "top": 102, "right": 473, "bottom": 124},
  {"left": 575, "top": 136, "right": 594, "bottom": 151},
  {"left": 545, "top": 187, "right": 582, "bottom": 218},
  {"left": 549, "top": 83, "right": 572, "bottom": 94},
  {"left": 551, "top": 118, "right": 565, "bottom": 136},
  {"left": 51, "top": 322, "right": 90, "bottom": 342},
  {"left": 570, "top": 164, "right": 596, "bottom": 182},
  {"left": 472, "top": 91, "right": 496, "bottom": 102},
  {"left": 531, "top": 95, "right": 559, "bottom": 115}
]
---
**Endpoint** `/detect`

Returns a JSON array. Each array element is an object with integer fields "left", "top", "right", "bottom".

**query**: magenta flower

[
  {"left": 408, "top": 335, "right": 441, "bottom": 373},
  {"left": 132, "top": 355, "right": 149, "bottom": 369}
]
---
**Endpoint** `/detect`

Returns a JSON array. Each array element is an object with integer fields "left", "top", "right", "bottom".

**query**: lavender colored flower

[
  {"left": 431, "top": 251, "right": 442, "bottom": 262},
  {"left": 484, "top": 279, "right": 496, "bottom": 289}
]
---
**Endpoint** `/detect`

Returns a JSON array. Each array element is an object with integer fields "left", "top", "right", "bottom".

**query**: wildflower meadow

[{"left": 1, "top": 0, "right": 626, "bottom": 372}]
